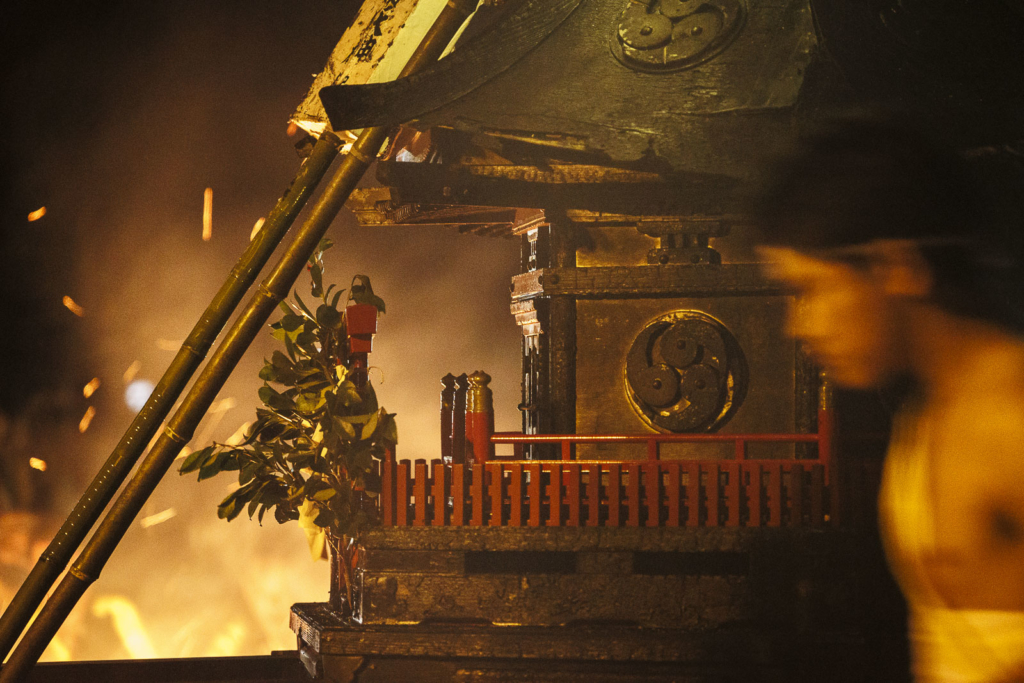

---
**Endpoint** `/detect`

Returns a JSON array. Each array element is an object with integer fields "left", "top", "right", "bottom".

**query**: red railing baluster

[
  {"left": 397, "top": 460, "right": 411, "bottom": 527},
  {"left": 643, "top": 462, "right": 660, "bottom": 527},
  {"left": 747, "top": 463, "right": 762, "bottom": 527},
  {"left": 586, "top": 465, "right": 601, "bottom": 527},
  {"left": 607, "top": 464, "right": 621, "bottom": 527},
  {"left": 626, "top": 463, "right": 641, "bottom": 527},
  {"left": 527, "top": 463, "right": 542, "bottom": 527},
  {"left": 666, "top": 463, "right": 680, "bottom": 527},
  {"left": 545, "top": 464, "right": 563, "bottom": 527},
  {"left": 432, "top": 462, "right": 447, "bottom": 526},
  {"left": 647, "top": 439, "right": 658, "bottom": 461},
  {"left": 452, "top": 463, "right": 466, "bottom": 525},
  {"left": 561, "top": 440, "right": 572, "bottom": 461},
  {"left": 685, "top": 463, "right": 700, "bottom": 528},
  {"left": 471, "top": 463, "right": 485, "bottom": 526},
  {"left": 488, "top": 462, "right": 504, "bottom": 526},
  {"left": 725, "top": 461, "right": 740, "bottom": 528},
  {"left": 789, "top": 464, "right": 805, "bottom": 527},
  {"left": 509, "top": 463, "right": 523, "bottom": 527},
  {"left": 413, "top": 460, "right": 428, "bottom": 526},
  {"left": 707, "top": 462, "right": 720, "bottom": 527},
  {"left": 566, "top": 466, "right": 581, "bottom": 526},
  {"left": 381, "top": 449, "right": 395, "bottom": 526},
  {"left": 767, "top": 463, "right": 782, "bottom": 527}
]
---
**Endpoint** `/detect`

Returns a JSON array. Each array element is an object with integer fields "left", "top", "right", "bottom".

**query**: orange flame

[
  {"left": 83, "top": 377, "right": 101, "bottom": 398},
  {"left": 123, "top": 360, "right": 141, "bottom": 384},
  {"left": 202, "top": 187, "right": 213, "bottom": 241},
  {"left": 62, "top": 296, "right": 85, "bottom": 317},
  {"left": 79, "top": 406, "right": 96, "bottom": 433},
  {"left": 29, "top": 458, "right": 47, "bottom": 472},
  {"left": 27, "top": 206, "right": 46, "bottom": 222}
]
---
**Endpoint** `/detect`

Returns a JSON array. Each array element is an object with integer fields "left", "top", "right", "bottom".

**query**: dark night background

[{"left": 0, "top": 0, "right": 521, "bottom": 660}]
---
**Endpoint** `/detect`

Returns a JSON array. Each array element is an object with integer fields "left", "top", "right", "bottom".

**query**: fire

[
  {"left": 123, "top": 360, "right": 141, "bottom": 384},
  {"left": 140, "top": 508, "right": 177, "bottom": 529},
  {"left": 79, "top": 406, "right": 96, "bottom": 433},
  {"left": 83, "top": 377, "right": 101, "bottom": 398},
  {"left": 92, "top": 596, "right": 157, "bottom": 659},
  {"left": 250, "top": 217, "right": 265, "bottom": 241},
  {"left": 29, "top": 458, "right": 47, "bottom": 472},
  {"left": 62, "top": 296, "right": 85, "bottom": 317},
  {"left": 27, "top": 206, "right": 46, "bottom": 222},
  {"left": 202, "top": 187, "right": 213, "bottom": 241}
]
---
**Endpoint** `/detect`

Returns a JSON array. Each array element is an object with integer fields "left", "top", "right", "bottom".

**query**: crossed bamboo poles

[{"left": 0, "top": 1, "right": 476, "bottom": 677}]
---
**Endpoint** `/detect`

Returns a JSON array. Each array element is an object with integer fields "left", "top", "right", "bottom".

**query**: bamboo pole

[
  {"left": 0, "top": 0, "right": 476, "bottom": 677},
  {"left": 0, "top": 132, "right": 342, "bottom": 663}
]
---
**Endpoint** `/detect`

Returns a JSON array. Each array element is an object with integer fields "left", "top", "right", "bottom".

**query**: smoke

[{"left": 1, "top": 0, "right": 521, "bottom": 661}]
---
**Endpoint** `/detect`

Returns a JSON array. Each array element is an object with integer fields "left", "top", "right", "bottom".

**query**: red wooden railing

[{"left": 378, "top": 408, "right": 837, "bottom": 529}]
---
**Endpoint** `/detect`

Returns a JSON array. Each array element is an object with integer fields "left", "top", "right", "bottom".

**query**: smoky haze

[{"left": 0, "top": 0, "right": 521, "bottom": 660}]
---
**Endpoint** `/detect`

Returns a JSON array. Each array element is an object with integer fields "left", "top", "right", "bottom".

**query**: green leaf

[
  {"left": 293, "top": 290, "right": 316, "bottom": 321},
  {"left": 316, "top": 304, "right": 342, "bottom": 329},
  {"left": 179, "top": 446, "right": 214, "bottom": 474},
  {"left": 362, "top": 411, "right": 379, "bottom": 440},
  {"left": 349, "top": 275, "right": 385, "bottom": 313},
  {"left": 198, "top": 451, "right": 229, "bottom": 481},
  {"left": 383, "top": 414, "right": 398, "bottom": 445},
  {"left": 330, "top": 289, "right": 345, "bottom": 309}
]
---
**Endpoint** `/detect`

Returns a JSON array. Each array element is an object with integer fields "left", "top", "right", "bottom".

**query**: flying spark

[
  {"left": 202, "top": 187, "right": 213, "bottom": 241},
  {"left": 79, "top": 406, "right": 96, "bottom": 433},
  {"left": 27, "top": 206, "right": 46, "bottom": 222},
  {"left": 123, "top": 361, "right": 141, "bottom": 384},
  {"left": 83, "top": 377, "right": 101, "bottom": 398},
  {"left": 29, "top": 458, "right": 47, "bottom": 472},
  {"left": 62, "top": 296, "right": 85, "bottom": 317},
  {"left": 140, "top": 508, "right": 177, "bottom": 529},
  {"left": 250, "top": 217, "right": 265, "bottom": 241},
  {"left": 155, "top": 338, "right": 182, "bottom": 351}
]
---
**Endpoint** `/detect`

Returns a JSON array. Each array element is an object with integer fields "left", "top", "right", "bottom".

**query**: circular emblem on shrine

[
  {"left": 611, "top": 0, "right": 745, "bottom": 73},
  {"left": 624, "top": 311, "right": 747, "bottom": 432}
]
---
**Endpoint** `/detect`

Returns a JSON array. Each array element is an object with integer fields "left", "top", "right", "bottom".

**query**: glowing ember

[
  {"left": 140, "top": 508, "right": 177, "bottom": 529},
  {"left": 123, "top": 360, "right": 141, "bottom": 384},
  {"left": 250, "top": 217, "right": 265, "bottom": 241},
  {"left": 202, "top": 187, "right": 213, "bottom": 241},
  {"left": 62, "top": 296, "right": 85, "bottom": 317},
  {"left": 92, "top": 596, "right": 157, "bottom": 659},
  {"left": 27, "top": 206, "right": 46, "bottom": 222},
  {"left": 286, "top": 121, "right": 299, "bottom": 137},
  {"left": 155, "top": 338, "right": 182, "bottom": 351},
  {"left": 83, "top": 377, "right": 101, "bottom": 398},
  {"left": 79, "top": 406, "right": 96, "bottom": 433},
  {"left": 29, "top": 458, "right": 47, "bottom": 472}
]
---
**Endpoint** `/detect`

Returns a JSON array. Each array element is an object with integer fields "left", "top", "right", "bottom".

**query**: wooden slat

[
  {"left": 607, "top": 464, "right": 621, "bottom": 527},
  {"left": 810, "top": 463, "right": 825, "bottom": 527},
  {"left": 488, "top": 462, "right": 504, "bottom": 526},
  {"left": 706, "top": 463, "right": 720, "bottom": 527},
  {"left": 725, "top": 461, "right": 740, "bottom": 528},
  {"left": 452, "top": 464, "right": 466, "bottom": 525},
  {"left": 413, "top": 460, "right": 428, "bottom": 526},
  {"left": 509, "top": 463, "right": 523, "bottom": 527},
  {"left": 471, "top": 463, "right": 485, "bottom": 526},
  {"left": 432, "top": 462, "right": 447, "bottom": 526},
  {"left": 767, "top": 462, "right": 782, "bottom": 527},
  {"left": 381, "top": 454, "right": 394, "bottom": 526},
  {"left": 685, "top": 463, "right": 700, "bottom": 528},
  {"left": 625, "top": 463, "right": 641, "bottom": 527},
  {"left": 527, "top": 463, "right": 542, "bottom": 527},
  {"left": 397, "top": 460, "right": 410, "bottom": 526},
  {"left": 789, "top": 464, "right": 804, "bottom": 527},
  {"left": 545, "top": 464, "right": 563, "bottom": 527},
  {"left": 746, "top": 463, "right": 762, "bottom": 528},
  {"left": 665, "top": 463, "right": 680, "bottom": 527},
  {"left": 566, "top": 466, "right": 581, "bottom": 526},
  {"left": 586, "top": 465, "right": 601, "bottom": 527},
  {"left": 643, "top": 462, "right": 660, "bottom": 527}
]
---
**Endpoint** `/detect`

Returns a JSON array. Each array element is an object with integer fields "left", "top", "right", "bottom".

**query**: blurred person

[{"left": 755, "top": 118, "right": 1024, "bottom": 682}]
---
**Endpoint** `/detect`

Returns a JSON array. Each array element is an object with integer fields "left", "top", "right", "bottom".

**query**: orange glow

[
  {"left": 286, "top": 121, "right": 299, "bottom": 137},
  {"left": 62, "top": 296, "right": 85, "bottom": 317},
  {"left": 92, "top": 596, "right": 157, "bottom": 659},
  {"left": 83, "top": 377, "right": 101, "bottom": 398},
  {"left": 202, "top": 187, "right": 213, "bottom": 241},
  {"left": 250, "top": 217, "right": 265, "bottom": 241},
  {"left": 123, "top": 360, "right": 141, "bottom": 384},
  {"left": 27, "top": 206, "right": 46, "bottom": 222},
  {"left": 29, "top": 458, "right": 47, "bottom": 472},
  {"left": 79, "top": 406, "right": 96, "bottom": 433},
  {"left": 155, "top": 338, "right": 182, "bottom": 351}
]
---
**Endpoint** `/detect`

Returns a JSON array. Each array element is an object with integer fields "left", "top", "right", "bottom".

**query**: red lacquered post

[{"left": 465, "top": 371, "right": 495, "bottom": 464}]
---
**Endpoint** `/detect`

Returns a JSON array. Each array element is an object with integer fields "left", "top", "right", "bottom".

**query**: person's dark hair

[{"left": 754, "top": 115, "right": 1024, "bottom": 332}]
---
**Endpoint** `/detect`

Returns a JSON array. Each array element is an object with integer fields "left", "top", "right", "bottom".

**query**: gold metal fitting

[{"left": 465, "top": 371, "right": 493, "bottom": 413}]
